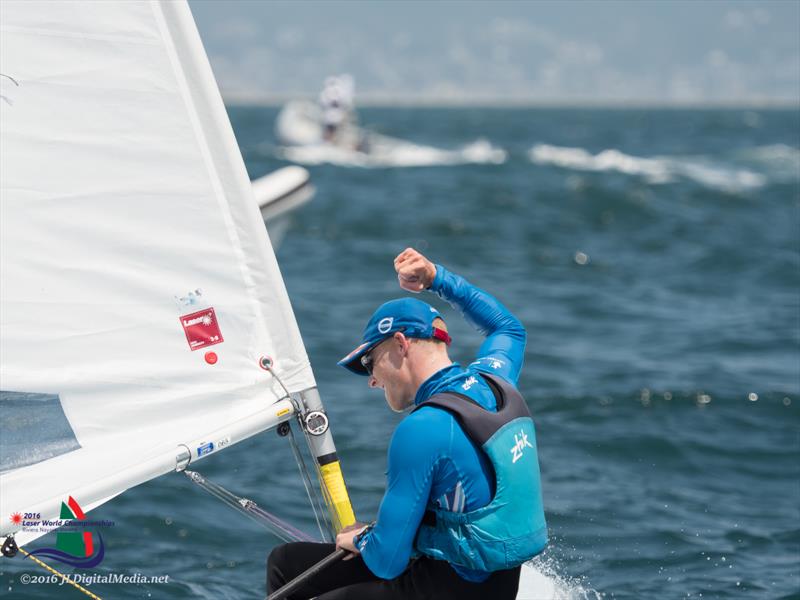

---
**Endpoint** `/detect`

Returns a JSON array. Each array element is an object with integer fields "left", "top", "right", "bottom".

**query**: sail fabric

[{"left": 0, "top": 0, "right": 315, "bottom": 541}]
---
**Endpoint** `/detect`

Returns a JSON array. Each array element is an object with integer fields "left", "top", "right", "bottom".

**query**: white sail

[{"left": 0, "top": 0, "right": 315, "bottom": 543}]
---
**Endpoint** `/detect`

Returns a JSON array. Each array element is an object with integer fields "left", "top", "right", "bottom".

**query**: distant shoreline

[{"left": 222, "top": 94, "right": 800, "bottom": 110}]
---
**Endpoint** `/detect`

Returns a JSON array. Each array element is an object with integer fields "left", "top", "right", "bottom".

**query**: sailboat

[
  {"left": 0, "top": 2, "right": 556, "bottom": 597},
  {"left": 252, "top": 166, "right": 315, "bottom": 247}
]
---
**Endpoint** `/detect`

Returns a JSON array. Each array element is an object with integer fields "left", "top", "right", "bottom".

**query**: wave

[
  {"left": 740, "top": 143, "right": 800, "bottom": 163},
  {"left": 736, "top": 144, "right": 800, "bottom": 181},
  {"left": 529, "top": 144, "right": 768, "bottom": 192},
  {"left": 278, "top": 137, "right": 507, "bottom": 168}
]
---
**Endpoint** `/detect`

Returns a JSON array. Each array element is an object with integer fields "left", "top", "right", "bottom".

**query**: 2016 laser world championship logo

[{"left": 12, "top": 496, "right": 109, "bottom": 568}]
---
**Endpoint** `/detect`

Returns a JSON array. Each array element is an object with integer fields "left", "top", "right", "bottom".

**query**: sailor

[
  {"left": 318, "top": 75, "right": 354, "bottom": 143},
  {"left": 267, "top": 248, "right": 547, "bottom": 599}
]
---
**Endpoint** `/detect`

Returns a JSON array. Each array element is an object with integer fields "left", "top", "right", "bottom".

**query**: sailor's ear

[{"left": 393, "top": 331, "right": 410, "bottom": 354}]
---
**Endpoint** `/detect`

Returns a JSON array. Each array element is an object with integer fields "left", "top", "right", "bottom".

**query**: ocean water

[{"left": 2, "top": 107, "right": 798, "bottom": 599}]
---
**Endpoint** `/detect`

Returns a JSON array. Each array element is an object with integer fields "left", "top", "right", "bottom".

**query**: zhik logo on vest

[{"left": 510, "top": 429, "right": 534, "bottom": 463}]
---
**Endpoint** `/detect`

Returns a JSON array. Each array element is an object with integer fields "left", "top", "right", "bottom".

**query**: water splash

[
  {"left": 529, "top": 144, "right": 767, "bottom": 192},
  {"left": 279, "top": 135, "right": 506, "bottom": 168},
  {"left": 522, "top": 552, "right": 603, "bottom": 599}
]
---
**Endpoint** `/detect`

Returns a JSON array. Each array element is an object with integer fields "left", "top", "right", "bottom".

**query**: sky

[{"left": 189, "top": 0, "right": 800, "bottom": 106}]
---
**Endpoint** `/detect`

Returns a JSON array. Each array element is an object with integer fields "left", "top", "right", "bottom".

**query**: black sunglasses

[
  {"left": 360, "top": 329, "right": 405, "bottom": 375},
  {"left": 361, "top": 340, "right": 385, "bottom": 375},
  {"left": 360, "top": 351, "right": 375, "bottom": 375}
]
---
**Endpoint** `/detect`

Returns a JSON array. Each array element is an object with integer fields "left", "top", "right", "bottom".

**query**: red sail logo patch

[{"left": 180, "top": 307, "right": 224, "bottom": 351}]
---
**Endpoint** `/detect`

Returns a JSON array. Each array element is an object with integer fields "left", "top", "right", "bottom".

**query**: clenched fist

[{"left": 394, "top": 248, "right": 436, "bottom": 293}]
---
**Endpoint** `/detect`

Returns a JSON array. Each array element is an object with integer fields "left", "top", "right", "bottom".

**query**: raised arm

[{"left": 394, "top": 248, "right": 526, "bottom": 385}]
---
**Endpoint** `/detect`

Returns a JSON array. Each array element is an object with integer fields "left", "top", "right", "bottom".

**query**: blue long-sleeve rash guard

[{"left": 355, "top": 264, "right": 527, "bottom": 582}]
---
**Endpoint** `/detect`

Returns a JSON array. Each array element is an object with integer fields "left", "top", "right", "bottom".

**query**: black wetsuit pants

[{"left": 266, "top": 541, "right": 521, "bottom": 600}]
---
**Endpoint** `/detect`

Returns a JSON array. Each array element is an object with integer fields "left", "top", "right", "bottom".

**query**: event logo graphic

[{"left": 27, "top": 497, "right": 105, "bottom": 568}]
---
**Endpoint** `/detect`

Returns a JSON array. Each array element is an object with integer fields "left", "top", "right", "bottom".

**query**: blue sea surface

[{"left": 1, "top": 107, "right": 798, "bottom": 599}]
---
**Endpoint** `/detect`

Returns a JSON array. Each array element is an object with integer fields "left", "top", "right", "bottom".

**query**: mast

[{"left": 296, "top": 388, "right": 356, "bottom": 532}]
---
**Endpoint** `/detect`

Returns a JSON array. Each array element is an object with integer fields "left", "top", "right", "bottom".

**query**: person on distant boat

[
  {"left": 267, "top": 248, "right": 547, "bottom": 599},
  {"left": 318, "top": 74, "right": 355, "bottom": 144}
]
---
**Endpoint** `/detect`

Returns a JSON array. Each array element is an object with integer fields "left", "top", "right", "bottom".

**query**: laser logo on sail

[
  {"left": 179, "top": 307, "right": 224, "bottom": 351},
  {"left": 183, "top": 315, "right": 213, "bottom": 327}
]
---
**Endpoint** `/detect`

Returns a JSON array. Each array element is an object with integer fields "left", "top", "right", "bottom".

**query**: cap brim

[{"left": 337, "top": 341, "right": 372, "bottom": 376}]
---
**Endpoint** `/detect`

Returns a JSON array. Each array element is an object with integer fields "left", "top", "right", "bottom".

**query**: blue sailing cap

[{"left": 338, "top": 298, "right": 450, "bottom": 376}]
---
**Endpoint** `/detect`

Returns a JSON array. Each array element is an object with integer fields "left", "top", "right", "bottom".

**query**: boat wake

[
  {"left": 529, "top": 143, "right": 776, "bottom": 193},
  {"left": 278, "top": 135, "right": 507, "bottom": 168},
  {"left": 735, "top": 143, "right": 800, "bottom": 181}
]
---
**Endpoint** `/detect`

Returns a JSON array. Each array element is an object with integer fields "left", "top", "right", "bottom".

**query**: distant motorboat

[
  {"left": 275, "top": 100, "right": 506, "bottom": 168},
  {"left": 276, "top": 99, "right": 364, "bottom": 150}
]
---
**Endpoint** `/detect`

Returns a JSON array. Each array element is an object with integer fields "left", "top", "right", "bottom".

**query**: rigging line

[
  {"left": 186, "top": 472, "right": 298, "bottom": 542},
  {"left": 18, "top": 546, "right": 103, "bottom": 600},
  {"left": 263, "top": 358, "right": 292, "bottom": 400},
  {"left": 292, "top": 413, "right": 335, "bottom": 536},
  {"left": 286, "top": 425, "right": 332, "bottom": 542},
  {"left": 297, "top": 420, "right": 337, "bottom": 531},
  {"left": 261, "top": 361, "right": 334, "bottom": 541},
  {"left": 183, "top": 471, "right": 316, "bottom": 543}
]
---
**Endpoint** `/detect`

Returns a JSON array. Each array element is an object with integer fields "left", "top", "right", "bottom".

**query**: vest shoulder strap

[{"left": 413, "top": 372, "right": 532, "bottom": 446}]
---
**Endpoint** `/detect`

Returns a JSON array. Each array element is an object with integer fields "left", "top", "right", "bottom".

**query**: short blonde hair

[{"left": 410, "top": 317, "right": 449, "bottom": 347}]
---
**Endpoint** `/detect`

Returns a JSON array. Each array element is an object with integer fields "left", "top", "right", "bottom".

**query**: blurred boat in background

[
  {"left": 252, "top": 165, "right": 315, "bottom": 246},
  {"left": 275, "top": 99, "right": 506, "bottom": 167}
]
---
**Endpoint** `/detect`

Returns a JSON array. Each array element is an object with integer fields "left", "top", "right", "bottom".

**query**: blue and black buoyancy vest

[{"left": 412, "top": 372, "right": 548, "bottom": 572}]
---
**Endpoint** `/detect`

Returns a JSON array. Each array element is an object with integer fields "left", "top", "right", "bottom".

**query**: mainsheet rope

[{"left": 18, "top": 545, "right": 102, "bottom": 600}]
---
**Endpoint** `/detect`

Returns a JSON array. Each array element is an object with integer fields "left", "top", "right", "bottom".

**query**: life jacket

[{"left": 412, "top": 372, "right": 548, "bottom": 572}]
